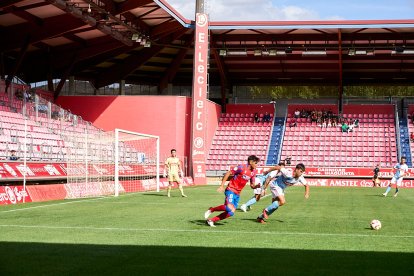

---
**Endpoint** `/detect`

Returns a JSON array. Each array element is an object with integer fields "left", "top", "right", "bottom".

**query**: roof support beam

[
  {"left": 5, "top": 35, "right": 30, "bottom": 92},
  {"left": 54, "top": 58, "right": 77, "bottom": 100},
  {"left": 338, "top": 29, "right": 343, "bottom": 113}
]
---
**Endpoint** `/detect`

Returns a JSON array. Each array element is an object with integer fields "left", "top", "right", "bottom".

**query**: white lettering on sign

[
  {"left": 198, "top": 32, "right": 205, "bottom": 42},
  {"left": 197, "top": 76, "right": 204, "bottom": 84}
]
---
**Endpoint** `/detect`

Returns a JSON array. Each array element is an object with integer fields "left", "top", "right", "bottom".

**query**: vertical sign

[{"left": 190, "top": 13, "right": 208, "bottom": 185}]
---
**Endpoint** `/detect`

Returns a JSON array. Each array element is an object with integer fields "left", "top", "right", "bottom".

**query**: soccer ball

[{"left": 370, "top": 219, "right": 382, "bottom": 230}]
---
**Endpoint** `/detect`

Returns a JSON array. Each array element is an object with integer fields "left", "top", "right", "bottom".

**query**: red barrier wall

[
  {"left": 342, "top": 104, "right": 394, "bottom": 114},
  {"left": 408, "top": 104, "right": 414, "bottom": 115},
  {"left": 226, "top": 103, "right": 274, "bottom": 115},
  {"left": 56, "top": 96, "right": 221, "bottom": 160}
]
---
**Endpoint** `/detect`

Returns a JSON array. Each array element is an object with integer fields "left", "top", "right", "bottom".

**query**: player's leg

[
  {"left": 241, "top": 193, "right": 260, "bottom": 212},
  {"left": 167, "top": 182, "right": 173, "bottom": 197},
  {"left": 207, "top": 191, "right": 239, "bottom": 226},
  {"left": 257, "top": 187, "right": 283, "bottom": 223},
  {"left": 171, "top": 173, "right": 186, "bottom": 197},
  {"left": 394, "top": 178, "right": 402, "bottom": 197},
  {"left": 177, "top": 178, "right": 187, "bottom": 197},
  {"left": 383, "top": 178, "right": 395, "bottom": 196}
]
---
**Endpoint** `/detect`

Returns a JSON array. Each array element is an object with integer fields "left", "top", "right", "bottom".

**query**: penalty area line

[
  {"left": 0, "top": 224, "right": 413, "bottom": 239},
  {"left": 0, "top": 192, "right": 140, "bottom": 213}
]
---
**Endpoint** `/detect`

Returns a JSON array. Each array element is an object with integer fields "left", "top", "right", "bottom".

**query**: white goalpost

[{"left": 65, "top": 127, "right": 160, "bottom": 198}]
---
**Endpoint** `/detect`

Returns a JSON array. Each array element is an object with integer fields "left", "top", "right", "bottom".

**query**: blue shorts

[{"left": 225, "top": 189, "right": 240, "bottom": 208}]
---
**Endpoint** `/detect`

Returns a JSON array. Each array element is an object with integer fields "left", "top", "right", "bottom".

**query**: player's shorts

[
  {"left": 224, "top": 189, "right": 240, "bottom": 208},
  {"left": 391, "top": 176, "right": 403, "bottom": 186},
  {"left": 270, "top": 184, "right": 284, "bottom": 198},
  {"left": 253, "top": 185, "right": 263, "bottom": 195},
  {"left": 168, "top": 172, "right": 181, "bottom": 183}
]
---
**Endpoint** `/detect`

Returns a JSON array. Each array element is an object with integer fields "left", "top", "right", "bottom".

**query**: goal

[{"left": 65, "top": 127, "right": 160, "bottom": 198}]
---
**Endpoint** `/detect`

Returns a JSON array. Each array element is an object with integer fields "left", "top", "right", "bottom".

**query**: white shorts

[
  {"left": 270, "top": 185, "right": 284, "bottom": 198},
  {"left": 391, "top": 176, "right": 403, "bottom": 186},
  {"left": 253, "top": 186, "right": 263, "bottom": 195}
]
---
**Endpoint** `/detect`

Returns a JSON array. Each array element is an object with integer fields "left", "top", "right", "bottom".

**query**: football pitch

[{"left": 1, "top": 185, "right": 413, "bottom": 275}]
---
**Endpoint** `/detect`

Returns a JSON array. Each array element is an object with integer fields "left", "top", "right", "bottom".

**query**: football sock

[
  {"left": 245, "top": 197, "right": 257, "bottom": 207},
  {"left": 211, "top": 205, "right": 226, "bottom": 212},
  {"left": 178, "top": 185, "right": 185, "bottom": 195},
  {"left": 211, "top": 212, "right": 231, "bottom": 222},
  {"left": 267, "top": 201, "right": 279, "bottom": 215},
  {"left": 384, "top": 186, "right": 391, "bottom": 194},
  {"left": 167, "top": 186, "right": 171, "bottom": 196},
  {"left": 395, "top": 187, "right": 399, "bottom": 193}
]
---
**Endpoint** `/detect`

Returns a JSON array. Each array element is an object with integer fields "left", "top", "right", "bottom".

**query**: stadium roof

[{"left": 1, "top": 0, "right": 414, "bottom": 98}]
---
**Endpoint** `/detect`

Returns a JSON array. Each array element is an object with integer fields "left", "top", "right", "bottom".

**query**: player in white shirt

[
  {"left": 382, "top": 156, "right": 409, "bottom": 197},
  {"left": 256, "top": 163, "right": 309, "bottom": 224},
  {"left": 240, "top": 162, "right": 285, "bottom": 212}
]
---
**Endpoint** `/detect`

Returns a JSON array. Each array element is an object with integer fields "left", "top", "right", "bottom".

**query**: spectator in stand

[
  {"left": 327, "top": 118, "right": 332, "bottom": 127},
  {"left": 254, "top": 112, "right": 260, "bottom": 123},
  {"left": 341, "top": 122, "right": 349, "bottom": 133},
  {"left": 353, "top": 118, "right": 360, "bottom": 128},
  {"left": 321, "top": 118, "right": 327, "bottom": 128},
  {"left": 294, "top": 109, "right": 301, "bottom": 118},
  {"left": 310, "top": 111, "right": 317, "bottom": 124},
  {"left": 289, "top": 118, "right": 297, "bottom": 128},
  {"left": 285, "top": 156, "right": 292, "bottom": 165},
  {"left": 262, "top": 112, "right": 271, "bottom": 122},
  {"left": 348, "top": 123, "right": 354, "bottom": 132},
  {"left": 8, "top": 150, "right": 19, "bottom": 161},
  {"left": 331, "top": 117, "right": 337, "bottom": 127},
  {"left": 410, "top": 132, "right": 414, "bottom": 142}
]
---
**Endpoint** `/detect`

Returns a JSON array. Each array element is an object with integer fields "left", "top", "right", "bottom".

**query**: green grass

[{"left": 1, "top": 186, "right": 414, "bottom": 275}]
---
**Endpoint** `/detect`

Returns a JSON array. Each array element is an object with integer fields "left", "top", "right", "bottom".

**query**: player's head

[
  {"left": 400, "top": 156, "right": 406, "bottom": 164},
  {"left": 170, "top": 149, "right": 176, "bottom": 156},
  {"left": 294, "top": 163, "right": 306, "bottom": 178},
  {"left": 247, "top": 155, "right": 260, "bottom": 169},
  {"left": 278, "top": 161, "right": 285, "bottom": 167}
]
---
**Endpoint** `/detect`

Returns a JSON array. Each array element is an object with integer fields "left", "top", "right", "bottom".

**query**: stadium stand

[
  {"left": 280, "top": 104, "right": 398, "bottom": 168},
  {"left": 206, "top": 111, "right": 272, "bottom": 171},
  {"left": 0, "top": 82, "right": 105, "bottom": 162}
]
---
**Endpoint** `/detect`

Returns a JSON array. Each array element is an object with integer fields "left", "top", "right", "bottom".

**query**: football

[{"left": 370, "top": 219, "right": 382, "bottom": 230}]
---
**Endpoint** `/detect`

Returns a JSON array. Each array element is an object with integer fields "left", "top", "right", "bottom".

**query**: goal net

[{"left": 64, "top": 127, "right": 159, "bottom": 198}]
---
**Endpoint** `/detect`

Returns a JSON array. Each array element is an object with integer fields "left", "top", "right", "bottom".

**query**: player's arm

[
  {"left": 302, "top": 177, "right": 309, "bottom": 199},
  {"left": 178, "top": 160, "right": 184, "bottom": 177},
  {"left": 263, "top": 175, "right": 273, "bottom": 191},
  {"left": 163, "top": 162, "right": 169, "bottom": 178},
  {"left": 218, "top": 171, "right": 232, "bottom": 192},
  {"left": 304, "top": 184, "right": 310, "bottom": 199},
  {"left": 263, "top": 165, "right": 281, "bottom": 175},
  {"left": 249, "top": 176, "right": 260, "bottom": 189}
]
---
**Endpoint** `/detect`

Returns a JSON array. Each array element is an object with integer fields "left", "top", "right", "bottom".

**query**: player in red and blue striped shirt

[{"left": 204, "top": 155, "right": 260, "bottom": 227}]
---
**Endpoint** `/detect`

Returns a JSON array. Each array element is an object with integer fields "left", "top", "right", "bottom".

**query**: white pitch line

[
  {"left": 0, "top": 197, "right": 110, "bottom": 213},
  {"left": 0, "top": 224, "right": 413, "bottom": 239},
  {"left": 0, "top": 191, "right": 151, "bottom": 213}
]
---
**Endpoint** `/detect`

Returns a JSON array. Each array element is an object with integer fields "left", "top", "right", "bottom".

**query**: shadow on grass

[
  {"left": 189, "top": 219, "right": 227, "bottom": 227},
  {"left": 142, "top": 193, "right": 167, "bottom": 197},
  {"left": 1, "top": 242, "right": 413, "bottom": 275},
  {"left": 239, "top": 218, "right": 285, "bottom": 223}
]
